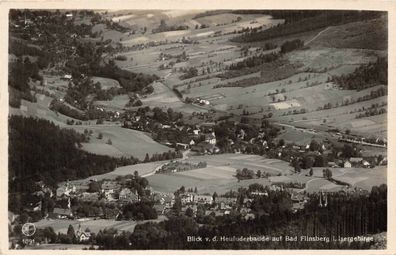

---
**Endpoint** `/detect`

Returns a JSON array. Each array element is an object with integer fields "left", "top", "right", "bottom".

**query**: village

[{"left": 7, "top": 9, "right": 388, "bottom": 250}]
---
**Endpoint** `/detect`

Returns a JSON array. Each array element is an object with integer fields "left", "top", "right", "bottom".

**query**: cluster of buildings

[
  {"left": 50, "top": 180, "right": 141, "bottom": 220},
  {"left": 151, "top": 183, "right": 310, "bottom": 220},
  {"left": 123, "top": 111, "right": 221, "bottom": 154},
  {"left": 329, "top": 156, "right": 386, "bottom": 169}
]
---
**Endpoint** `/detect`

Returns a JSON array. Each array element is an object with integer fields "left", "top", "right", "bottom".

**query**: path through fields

[{"left": 305, "top": 26, "right": 332, "bottom": 45}]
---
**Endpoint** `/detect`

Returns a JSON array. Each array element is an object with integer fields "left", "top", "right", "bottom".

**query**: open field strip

[
  {"left": 35, "top": 216, "right": 167, "bottom": 234},
  {"left": 175, "top": 165, "right": 236, "bottom": 180},
  {"left": 66, "top": 161, "right": 168, "bottom": 185}
]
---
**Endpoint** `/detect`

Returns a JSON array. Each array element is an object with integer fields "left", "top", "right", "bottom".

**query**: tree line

[
  {"left": 231, "top": 11, "right": 383, "bottom": 43},
  {"left": 331, "top": 58, "right": 387, "bottom": 90},
  {"left": 9, "top": 57, "right": 43, "bottom": 107}
]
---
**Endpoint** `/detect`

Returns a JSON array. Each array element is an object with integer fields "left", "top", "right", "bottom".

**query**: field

[
  {"left": 300, "top": 166, "right": 387, "bottom": 193},
  {"left": 274, "top": 90, "right": 387, "bottom": 139},
  {"left": 91, "top": 77, "right": 121, "bottom": 90},
  {"left": 34, "top": 216, "right": 167, "bottom": 235},
  {"left": 62, "top": 147, "right": 386, "bottom": 195},
  {"left": 116, "top": 14, "right": 387, "bottom": 141},
  {"left": 73, "top": 125, "right": 173, "bottom": 160},
  {"left": 94, "top": 94, "right": 130, "bottom": 111},
  {"left": 147, "top": 154, "right": 294, "bottom": 194},
  {"left": 141, "top": 81, "right": 207, "bottom": 113},
  {"left": 7, "top": 10, "right": 389, "bottom": 250},
  {"left": 331, "top": 166, "right": 387, "bottom": 191},
  {"left": 25, "top": 11, "right": 388, "bottom": 159},
  {"left": 145, "top": 153, "right": 386, "bottom": 194},
  {"left": 9, "top": 10, "right": 388, "bottom": 165},
  {"left": 66, "top": 161, "right": 167, "bottom": 187},
  {"left": 10, "top": 95, "right": 173, "bottom": 160},
  {"left": 147, "top": 173, "right": 272, "bottom": 195},
  {"left": 309, "top": 16, "right": 387, "bottom": 50}
]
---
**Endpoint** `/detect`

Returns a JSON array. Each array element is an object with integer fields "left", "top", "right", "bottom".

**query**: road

[{"left": 305, "top": 26, "right": 332, "bottom": 46}]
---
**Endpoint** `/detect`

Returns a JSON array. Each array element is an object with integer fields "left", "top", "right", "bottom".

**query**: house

[
  {"left": 291, "top": 193, "right": 307, "bottom": 203},
  {"left": 215, "top": 197, "right": 237, "bottom": 205},
  {"left": 152, "top": 192, "right": 175, "bottom": 207},
  {"left": 180, "top": 193, "right": 194, "bottom": 205},
  {"left": 176, "top": 143, "right": 189, "bottom": 150},
  {"left": 328, "top": 161, "right": 337, "bottom": 168},
  {"left": 49, "top": 208, "right": 73, "bottom": 219},
  {"left": 215, "top": 197, "right": 237, "bottom": 210},
  {"left": 75, "top": 225, "right": 91, "bottom": 242},
  {"left": 349, "top": 157, "right": 363, "bottom": 166},
  {"left": 251, "top": 191, "right": 268, "bottom": 196},
  {"left": 101, "top": 181, "right": 121, "bottom": 193},
  {"left": 243, "top": 198, "right": 253, "bottom": 207},
  {"left": 344, "top": 160, "right": 352, "bottom": 168},
  {"left": 362, "top": 160, "right": 371, "bottom": 168},
  {"left": 56, "top": 182, "right": 76, "bottom": 197},
  {"left": 104, "top": 189, "right": 117, "bottom": 201},
  {"left": 199, "top": 122, "right": 216, "bottom": 133},
  {"left": 191, "top": 141, "right": 219, "bottom": 154},
  {"left": 205, "top": 133, "right": 217, "bottom": 145},
  {"left": 78, "top": 232, "right": 91, "bottom": 242},
  {"left": 119, "top": 188, "right": 139, "bottom": 203},
  {"left": 199, "top": 99, "right": 210, "bottom": 105},
  {"left": 80, "top": 192, "right": 99, "bottom": 202},
  {"left": 189, "top": 139, "right": 196, "bottom": 146},
  {"left": 193, "top": 195, "right": 213, "bottom": 204},
  {"left": 379, "top": 157, "right": 387, "bottom": 166}
]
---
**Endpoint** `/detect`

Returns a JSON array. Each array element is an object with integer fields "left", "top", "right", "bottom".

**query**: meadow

[
  {"left": 34, "top": 216, "right": 167, "bottom": 235},
  {"left": 11, "top": 95, "right": 173, "bottom": 160}
]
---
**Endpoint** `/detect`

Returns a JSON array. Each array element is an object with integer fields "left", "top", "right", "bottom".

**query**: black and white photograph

[{"left": 5, "top": 4, "right": 392, "bottom": 251}]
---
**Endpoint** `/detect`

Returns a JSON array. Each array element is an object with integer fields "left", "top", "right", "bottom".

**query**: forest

[
  {"left": 229, "top": 52, "right": 280, "bottom": 70},
  {"left": 8, "top": 58, "right": 43, "bottom": 107},
  {"left": 119, "top": 201, "right": 157, "bottom": 221},
  {"left": 9, "top": 116, "right": 119, "bottom": 190},
  {"left": 231, "top": 11, "right": 383, "bottom": 42},
  {"left": 231, "top": 10, "right": 325, "bottom": 24},
  {"left": 93, "top": 60, "right": 158, "bottom": 93},
  {"left": 8, "top": 116, "right": 144, "bottom": 213},
  {"left": 331, "top": 58, "right": 388, "bottom": 90},
  {"left": 227, "top": 39, "right": 303, "bottom": 72},
  {"left": 152, "top": 20, "right": 189, "bottom": 34}
]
